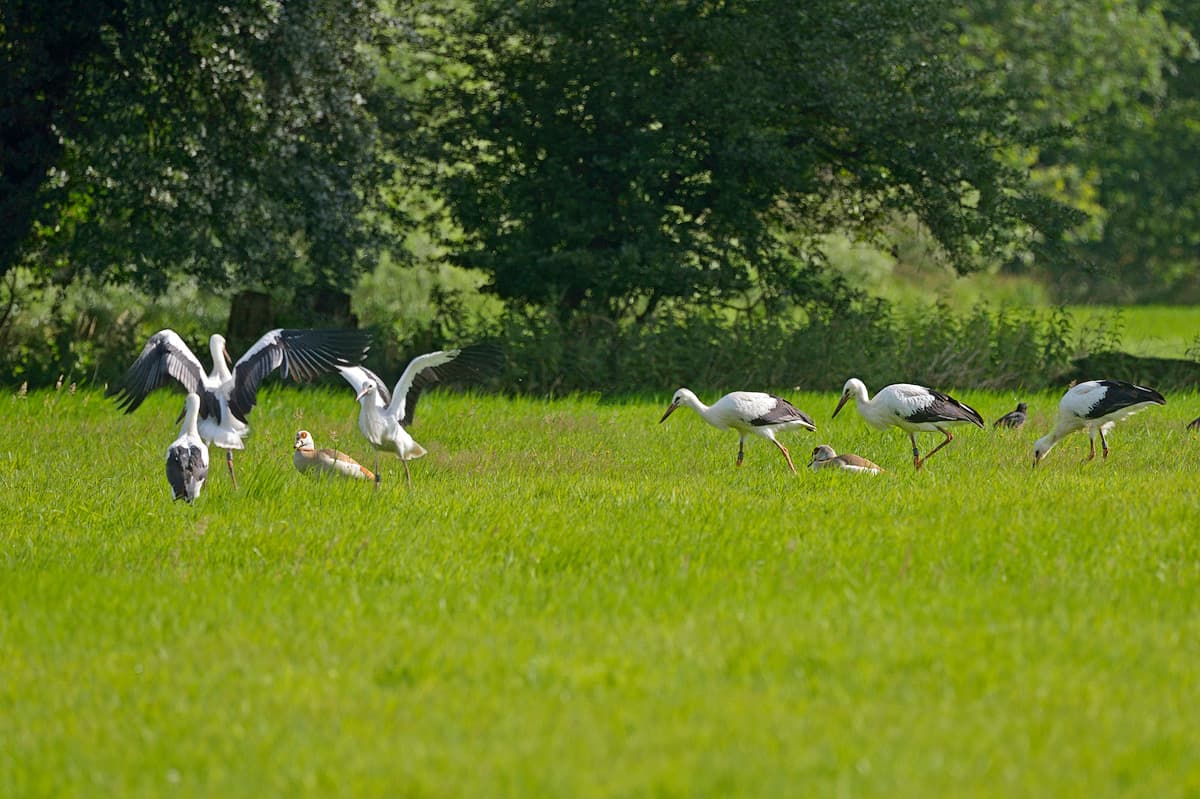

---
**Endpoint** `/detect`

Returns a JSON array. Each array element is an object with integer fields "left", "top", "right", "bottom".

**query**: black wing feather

[
  {"left": 1089, "top": 380, "right": 1166, "bottom": 418},
  {"left": 906, "top": 390, "right": 985, "bottom": 428},
  {"left": 401, "top": 342, "right": 504, "bottom": 427},
  {"left": 229, "top": 328, "right": 372, "bottom": 422},
  {"left": 107, "top": 332, "right": 206, "bottom": 414},
  {"left": 751, "top": 395, "right": 815, "bottom": 428}
]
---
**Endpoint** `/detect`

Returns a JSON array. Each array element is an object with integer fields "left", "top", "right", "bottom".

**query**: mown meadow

[{"left": 3, "top": 384, "right": 1200, "bottom": 797}]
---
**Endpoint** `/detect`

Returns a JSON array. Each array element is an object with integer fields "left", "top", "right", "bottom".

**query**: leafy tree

[
  {"left": 1, "top": 0, "right": 393, "bottom": 294},
  {"left": 406, "top": 0, "right": 1082, "bottom": 320},
  {"left": 957, "top": 0, "right": 1200, "bottom": 300}
]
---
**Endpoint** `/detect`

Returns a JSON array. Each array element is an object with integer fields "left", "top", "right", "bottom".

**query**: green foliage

[
  {"left": 439, "top": 301, "right": 1109, "bottom": 396},
  {"left": 406, "top": 0, "right": 1082, "bottom": 318},
  {"left": 3, "top": 388, "right": 1200, "bottom": 796},
  {"left": 2, "top": 0, "right": 392, "bottom": 293}
]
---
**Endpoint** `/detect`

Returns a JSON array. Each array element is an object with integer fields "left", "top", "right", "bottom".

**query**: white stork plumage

[
  {"left": 807, "top": 444, "right": 884, "bottom": 474},
  {"left": 293, "top": 430, "right": 376, "bottom": 481},
  {"left": 165, "top": 393, "right": 209, "bottom": 504},
  {"left": 339, "top": 343, "right": 503, "bottom": 485},
  {"left": 1033, "top": 379, "right": 1165, "bottom": 466},
  {"left": 832, "top": 378, "right": 984, "bottom": 469},
  {"left": 659, "top": 388, "right": 817, "bottom": 473},
  {"left": 109, "top": 328, "right": 371, "bottom": 487}
]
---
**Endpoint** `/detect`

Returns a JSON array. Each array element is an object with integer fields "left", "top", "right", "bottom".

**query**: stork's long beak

[
  {"left": 659, "top": 401, "right": 680, "bottom": 424},
  {"left": 223, "top": 345, "right": 233, "bottom": 368},
  {"left": 832, "top": 392, "right": 850, "bottom": 418},
  {"left": 355, "top": 386, "right": 370, "bottom": 402}
]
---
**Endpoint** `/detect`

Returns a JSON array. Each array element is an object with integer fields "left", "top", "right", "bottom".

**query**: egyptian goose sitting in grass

[
  {"left": 293, "top": 430, "right": 375, "bottom": 481},
  {"left": 806, "top": 444, "right": 884, "bottom": 474}
]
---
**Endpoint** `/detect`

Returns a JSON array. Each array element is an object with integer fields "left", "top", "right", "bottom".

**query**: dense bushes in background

[{"left": 0, "top": 271, "right": 1130, "bottom": 395}]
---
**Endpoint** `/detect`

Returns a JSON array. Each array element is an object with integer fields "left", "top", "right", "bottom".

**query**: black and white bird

[
  {"left": 1033, "top": 379, "right": 1165, "bottom": 466},
  {"left": 108, "top": 328, "right": 371, "bottom": 487},
  {"left": 807, "top": 444, "right": 884, "bottom": 474},
  {"left": 832, "top": 378, "right": 984, "bottom": 469},
  {"left": 338, "top": 343, "right": 503, "bottom": 485},
  {"left": 165, "top": 392, "right": 209, "bottom": 504},
  {"left": 659, "top": 389, "right": 817, "bottom": 473},
  {"left": 1186, "top": 416, "right": 1200, "bottom": 432},
  {"left": 993, "top": 402, "right": 1028, "bottom": 430}
]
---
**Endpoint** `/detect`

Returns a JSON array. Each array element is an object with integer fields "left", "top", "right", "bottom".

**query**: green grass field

[
  {"left": 3, "top": 385, "right": 1200, "bottom": 797},
  {"left": 1067, "top": 305, "right": 1200, "bottom": 359}
]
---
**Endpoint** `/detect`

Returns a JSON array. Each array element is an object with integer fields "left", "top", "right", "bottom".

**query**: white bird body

[
  {"left": 833, "top": 378, "right": 984, "bottom": 469},
  {"left": 338, "top": 344, "right": 503, "bottom": 485},
  {"left": 165, "top": 393, "right": 210, "bottom": 504},
  {"left": 1033, "top": 380, "right": 1165, "bottom": 465},
  {"left": 293, "top": 430, "right": 376, "bottom": 480},
  {"left": 110, "top": 327, "right": 370, "bottom": 486},
  {"left": 659, "top": 388, "right": 816, "bottom": 473},
  {"left": 807, "top": 444, "right": 884, "bottom": 474}
]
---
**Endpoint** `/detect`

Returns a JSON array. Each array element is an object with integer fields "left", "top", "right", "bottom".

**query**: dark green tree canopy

[
  {"left": 1, "top": 0, "right": 391, "bottom": 293},
  {"left": 411, "top": 0, "right": 1082, "bottom": 318}
]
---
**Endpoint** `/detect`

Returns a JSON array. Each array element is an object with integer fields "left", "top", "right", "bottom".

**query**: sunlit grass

[{"left": 3, "top": 385, "right": 1200, "bottom": 797}]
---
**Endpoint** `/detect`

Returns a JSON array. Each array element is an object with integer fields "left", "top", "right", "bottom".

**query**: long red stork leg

[
  {"left": 915, "top": 430, "right": 954, "bottom": 470},
  {"left": 772, "top": 439, "right": 797, "bottom": 474}
]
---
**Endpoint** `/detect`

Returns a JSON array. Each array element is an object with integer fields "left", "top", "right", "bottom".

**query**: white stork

[
  {"left": 832, "top": 378, "right": 984, "bottom": 469},
  {"left": 659, "top": 388, "right": 817, "bottom": 473},
  {"left": 109, "top": 328, "right": 371, "bottom": 487},
  {"left": 293, "top": 430, "right": 376, "bottom": 480},
  {"left": 339, "top": 343, "right": 503, "bottom": 485},
  {"left": 1033, "top": 379, "right": 1165, "bottom": 466},
  {"left": 166, "top": 393, "right": 209, "bottom": 504},
  {"left": 993, "top": 402, "right": 1028, "bottom": 430},
  {"left": 807, "top": 444, "right": 884, "bottom": 474}
]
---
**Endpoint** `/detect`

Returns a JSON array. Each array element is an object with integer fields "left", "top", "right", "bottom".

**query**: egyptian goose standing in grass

[
  {"left": 166, "top": 393, "right": 209, "bottom": 504},
  {"left": 832, "top": 378, "right": 984, "bottom": 470},
  {"left": 806, "top": 444, "right": 884, "bottom": 474},
  {"left": 293, "top": 430, "right": 375, "bottom": 480},
  {"left": 339, "top": 343, "right": 503, "bottom": 486},
  {"left": 658, "top": 388, "right": 817, "bottom": 473},
  {"left": 1033, "top": 380, "right": 1165, "bottom": 466},
  {"left": 109, "top": 328, "right": 371, "bottom": 488}
]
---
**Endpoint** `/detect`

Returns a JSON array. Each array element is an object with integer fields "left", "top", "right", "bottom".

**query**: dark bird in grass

[
  {"left": 993, "top": 402, "right": 1028, "bottom": 430},
  {"left": 166, "top": 393, "right": 209, "bottom": 504},
  {"left": 1187, "top": 416, "right": 1200, "bottom": 432}
]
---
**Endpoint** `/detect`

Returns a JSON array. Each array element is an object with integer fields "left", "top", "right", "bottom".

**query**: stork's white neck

[{"left": 209, "top": 335, "right": 233, "bottom": 382}]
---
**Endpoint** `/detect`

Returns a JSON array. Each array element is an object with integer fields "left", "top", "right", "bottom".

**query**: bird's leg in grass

[
  {"left": 402, "top": 457, "right": 412, "bottom": 486},
  {"left": 736, "top": 437, "right": 745, "bottom": 467},
  {"left": 1100, "top": 429, "right": 1110, "bottom": 459},
  {"left": 373, "top": 452, "right": 381, "bottom": 490},
  {"left": 1084, "top": 434, "right": 1097, "bottom": 462},
  {"left": 909, "top": 433, "right": 921, "bottom": 469},
  {"left": 772, "top": 439, "right": 797, "bottom": 474},
  {"left": 914, "top": 430, "right": 954, "bottom": 470},
  {"left": 226, "top": 450, "right": 238, "bottom": 490}
]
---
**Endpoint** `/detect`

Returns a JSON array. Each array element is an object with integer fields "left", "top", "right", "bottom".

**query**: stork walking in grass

[
  {"left": 166, "top": 393, "right": 209, "bottom": 504},
  {"left": 339, "top": 343, "right": 503, "bottom": 486},
  {"left": 659, "top": 389, "right": 816, "bottom": 473},
  {"left": 293, "top": 430, "right": 376, "bottom": 481},
  {"left": 832, "top": 378, "right": 984, "bottom": 469},
  {"left": 1033, "top": 380, "right": 1165, "bottom": 466},
  {"left": 108, "top": 328, "right": 371, "bottom": 488},
  {"left": 993, "top": 402, "right": 1028, "bottom": 430},
  {"left": 807, "top": 444, "right": 884, "bottom": 474}
]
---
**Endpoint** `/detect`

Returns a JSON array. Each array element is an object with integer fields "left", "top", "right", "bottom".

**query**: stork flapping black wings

[
  {"left": 401, "top": 342, "right": 504, "bottom": 427},
  {"left": 229, "top": 328, "right": 372, "bottom": 422},
  {"left": 107, "top": 330, "right": 208, "bottom": 415}
]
